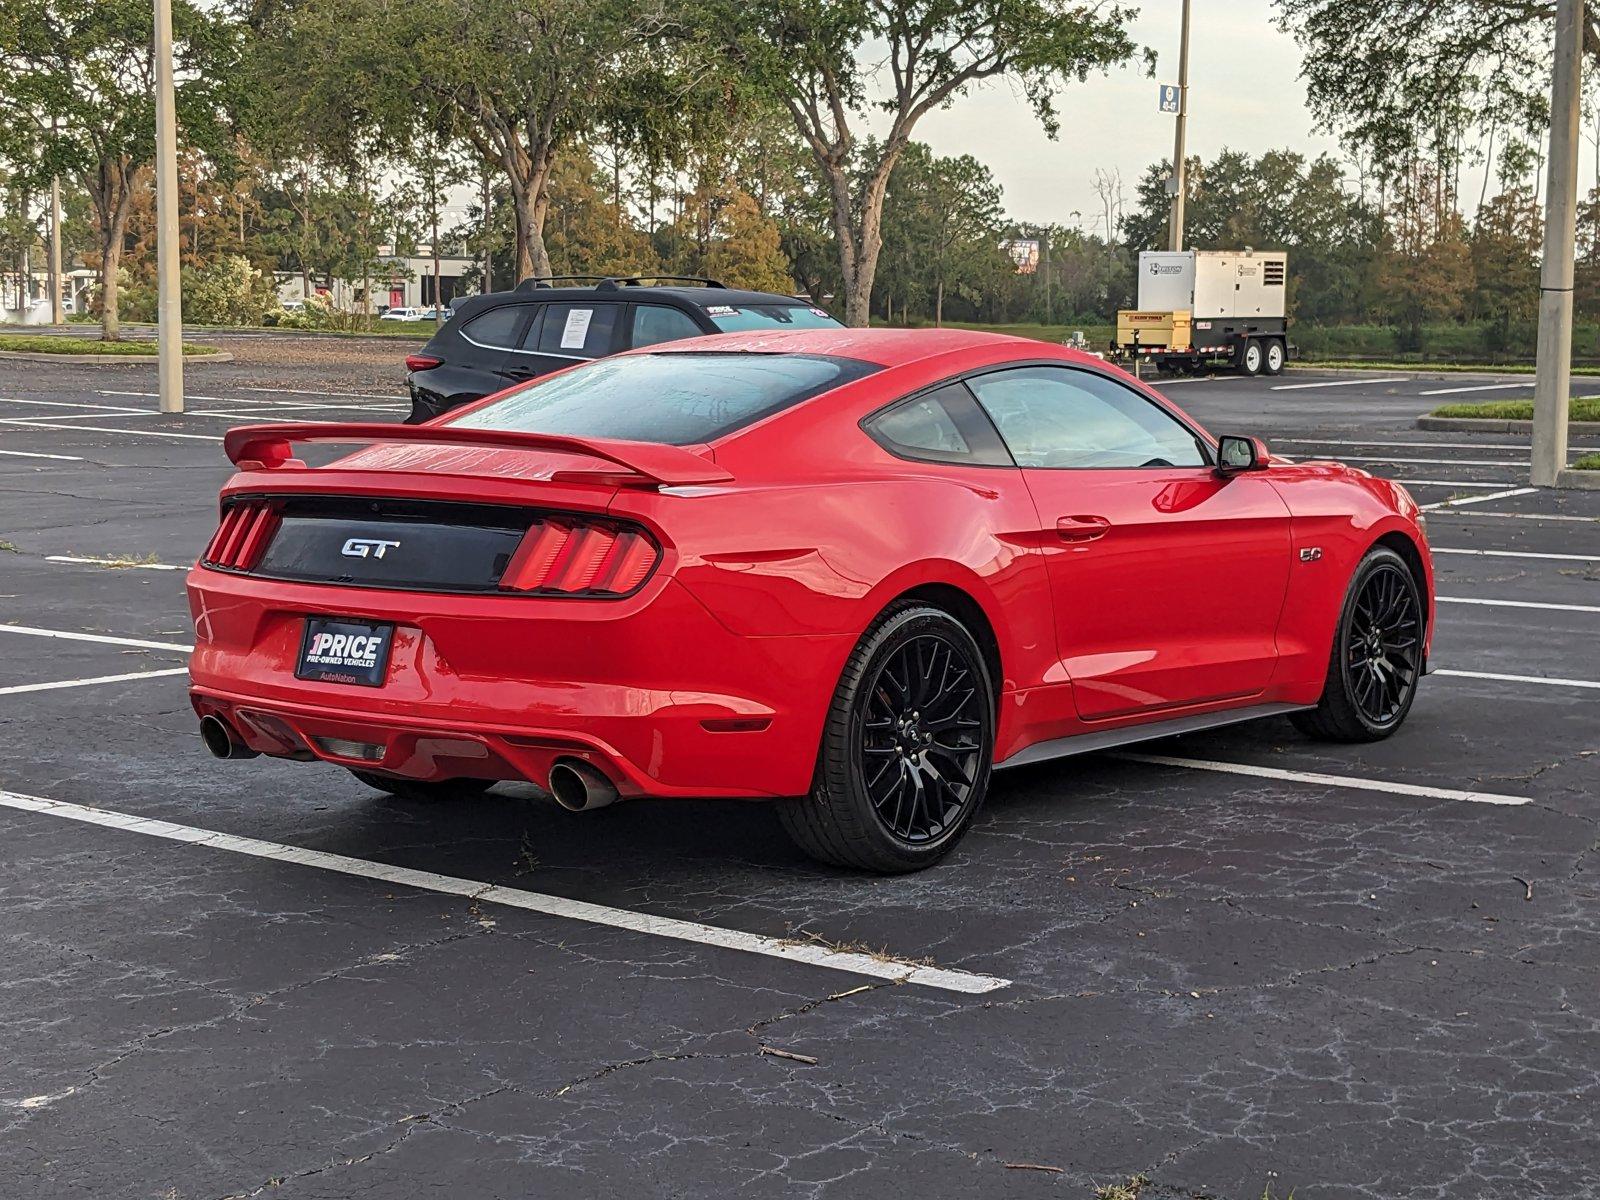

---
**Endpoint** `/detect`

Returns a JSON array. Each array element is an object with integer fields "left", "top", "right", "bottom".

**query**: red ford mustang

[{"left": 188, "top": 329, "right": 1434, "bottom": 872}]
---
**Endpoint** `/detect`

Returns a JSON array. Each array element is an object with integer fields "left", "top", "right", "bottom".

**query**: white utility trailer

[{"left": 1113, "top": 249, "right": 1291, "bottom": 375}]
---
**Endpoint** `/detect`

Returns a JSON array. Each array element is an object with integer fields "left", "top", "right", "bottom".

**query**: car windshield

[
  {"left": 703, "top": 303, "right": 841, "bottom": 333},
  {"left": 447, "top": 351, "right": 877, "bottom": 444}
]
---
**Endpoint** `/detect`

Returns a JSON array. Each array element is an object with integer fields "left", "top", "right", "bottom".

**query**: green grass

[
  {"left": 0, "top": 334, "right": 216, "bottom": 356},
  {"left": 1430, "top": 397, "right": 1600, "bottom": 421},
  {"left": 1572, "top": 453, "right": 1600, "bottom": 470}
]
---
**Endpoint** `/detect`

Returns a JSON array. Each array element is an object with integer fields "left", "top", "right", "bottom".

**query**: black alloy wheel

[
  {"left": 1343, "top": 561, "right": 1423, "bottom": 728},
  {"left": 1293, "top": 546, "right": 1424, "bottom": 743},
  {"left": 779, "top": 604, "right": 996, "bottom": 872},
  {"left": 858, "top": 633, "right": 987, "bottom": 844}
]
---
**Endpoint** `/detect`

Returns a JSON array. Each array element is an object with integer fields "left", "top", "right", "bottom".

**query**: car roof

[{"left": 641, "top": 325, "right": 1046, "bottom": 367}]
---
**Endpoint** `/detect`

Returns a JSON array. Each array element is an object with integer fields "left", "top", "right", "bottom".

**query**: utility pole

[
  {"left": 1167, "top": 0, "right": 1192, "bottom": 252},
  {"left": 1531, "top": 0, "right": 1582, "bottom": 486},
  {"left": 49, "top": 176, "right": 63, "bottom": 324},
  {"left": 153, "top": 0, "right": 184, "bottom": 413}
]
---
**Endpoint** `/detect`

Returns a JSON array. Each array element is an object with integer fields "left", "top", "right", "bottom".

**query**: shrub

[{"left": 185, "top": 255, "right": 279, "bottom": 326}]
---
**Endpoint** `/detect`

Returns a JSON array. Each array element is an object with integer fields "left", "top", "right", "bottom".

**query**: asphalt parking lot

[{"left": 2, "top": 342, "right": 1597, "bottom": 1199}]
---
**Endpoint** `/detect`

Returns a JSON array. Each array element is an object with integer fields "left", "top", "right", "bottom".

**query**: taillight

[
  {"left": 405, "top": 353, "right": 443, "bottom": 372},
  {"left": 499, "top": 517, "right": 660, "bottom": 596},
  {"left": 201, "top": 500, "right": 279, "bottom": 571}
]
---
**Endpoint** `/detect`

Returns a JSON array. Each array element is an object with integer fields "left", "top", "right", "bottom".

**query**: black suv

[{"left": 403, "top": 275, "right": 842, "bottom": 423}]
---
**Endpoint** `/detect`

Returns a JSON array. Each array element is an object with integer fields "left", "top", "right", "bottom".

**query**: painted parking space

[{"left": 2, "top": 356, "right": 1598, "bottom": 1198}]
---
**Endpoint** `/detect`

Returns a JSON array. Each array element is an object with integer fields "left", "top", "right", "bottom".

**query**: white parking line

[
  {"left": 0, "top": 624, "right": 192, "bottom": 652},
  {"left": 98, "top": 390, "right": 248, "bottom": 403},
  {"left": 1274, "top": 437, "right": 1600, "bottom": 454},
  {"left": 1386, "top": 479, "right": 1515, "bottom": 489},
  {"left": 0, "top": 395, "right": 157, "bottom": 415},
  {"left": 1420, "top": 487, "right": 1538, "bottom": 511},
  {"left": 1269, "top": 378, "right": 1409, "bottom": 391},
  {"left": 1428, "top": 509, "right": 1598, "bottom": 523},
  {"left": 45, "top": 555, "right": 186, "bottom": 571},
  {"left": 0, "top": 448, "right": 84, "bottom": 461},
  {"left": 0, "top": 668, "right": 189, "bottom": 697},
  {"left": 1416, "top": 382, "right": 1532, "bottom": 396},
  {"left": 1438, "top": 596, "right": 1600, "bottom": 614},
  {"left": 1115, "top": 753, "right": 1529, "bottom": 805},
  {"left": 240, "top": 386, "right": 408, "bottom": 401},
  {"left": 1335, "top": 456, "right": 1526, "bottom": 467},
  {"left": 0, "top": 789, "right": 1010, "bottom": 995},
  {"left": 0, "top": 420, "right": 223, "bottom": 442},
  {"left": 1432, "top": 547, "right": 1600, "bottom": 562},
  {"left": 1435, "top": 668, "right": 1600, "bottom": 690},
  {"left": 0, "top": 410, "right": 165, "bottom": 423}
]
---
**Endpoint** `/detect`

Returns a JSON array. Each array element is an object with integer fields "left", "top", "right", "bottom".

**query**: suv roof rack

[
  {"left": 595, "top": 275, "right": 728, "bottom": 291},
  {"left": 515, "top": 275, "right": 612, "bottom": 292}
]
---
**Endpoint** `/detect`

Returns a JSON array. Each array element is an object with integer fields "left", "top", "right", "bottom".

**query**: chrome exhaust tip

[
  {"left": 199, "top": 714, "right": 258, "bottom": 760},
  {"left": 547, "top": 758, "right": 620, "bottom": 812}
]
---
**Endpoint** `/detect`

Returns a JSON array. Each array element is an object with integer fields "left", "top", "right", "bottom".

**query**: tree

[
  {"left": 1375, "top": 160, "right": 1473, "bottom": 346},
  {"left": 1276, "top": 0, "right": 1587, "bottom": 177},
  {"left": 694, "top": 0, "right": 1146, "bottom": 325},
  {"left": 268, "top": 0, "right": 679, "bottom": 285},
  {"left": 1123, "top": 148, "right": 1382, "bottom": 324},
  {"left": 0, "top": 0, "right": 236, "bottom": 339},
  {"left": 1469, "top": 186, "right": 1541, "bottom": 349}
]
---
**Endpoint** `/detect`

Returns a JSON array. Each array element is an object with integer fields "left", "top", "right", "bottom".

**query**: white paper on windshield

[{"left": 561, "top": 308, "right": 594, "bottom": 349}]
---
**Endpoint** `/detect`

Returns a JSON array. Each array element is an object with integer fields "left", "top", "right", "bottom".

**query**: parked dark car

[{"left": 402, "top": 275, "right": 843, "bottom": 423}]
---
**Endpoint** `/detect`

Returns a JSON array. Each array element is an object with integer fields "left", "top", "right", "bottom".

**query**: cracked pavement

[{"left": 1, "top": 354, "right": 1598, "bottom": 1198}]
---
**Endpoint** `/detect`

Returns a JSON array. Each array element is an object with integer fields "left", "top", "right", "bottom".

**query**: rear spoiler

[{"left": 222, "top": 423, "right": 733, "bottom": 486}]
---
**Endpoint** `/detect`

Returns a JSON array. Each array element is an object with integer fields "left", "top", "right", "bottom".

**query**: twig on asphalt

[
  {"left": 1004, "top": 1162, "right": 1065, "bottom": 1174},
  {"left": 1513, "top": 875, "right": 1534, "bottom": 901},
  {"left": 759, "top": 1045, "right": 818, "bottom": 1065}
]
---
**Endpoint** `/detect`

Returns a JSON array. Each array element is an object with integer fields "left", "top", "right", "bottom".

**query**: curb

[
  {"left": 0, "top": 349, "right": 233, "bottom": 365},
  {"left": 1415, "top": 416, "right": 1600, "bottom": 434},
  {"left": 1556, "top": 469, "right": 1600, "bottom": 490},
  {"left": 1289, "top": 365, "right": 1592, "bottom": 383}
]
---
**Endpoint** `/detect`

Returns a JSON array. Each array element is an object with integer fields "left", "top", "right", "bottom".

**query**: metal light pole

[
  {"left": 1167, "top": 0, "right": 1193, "bottom": 252},
  {"left": 153, "top": 0, "right": 184, "bottom": 413},
  {"left": 48, "top": 175, "right": 63, "bottom": 325},
  {"left": 1532, "top": 0, "right": 1582, "bottom": 486}
]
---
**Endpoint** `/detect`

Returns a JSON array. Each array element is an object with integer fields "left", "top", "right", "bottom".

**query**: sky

[{"left": 909, "top": 0, "right": 1345, "bottom": 228}]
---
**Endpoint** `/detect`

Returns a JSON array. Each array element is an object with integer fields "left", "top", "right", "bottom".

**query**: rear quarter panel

[{"left": 1265, "top": 463, "right": 1434, "bottom": 697}]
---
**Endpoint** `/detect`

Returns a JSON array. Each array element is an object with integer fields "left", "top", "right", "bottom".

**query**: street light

[
  {"left": 1531, "top": 0, "right": 1581, "bottom": 486},
  {"left": 153, "top": 0, "right": 184, "bottom": 413}
]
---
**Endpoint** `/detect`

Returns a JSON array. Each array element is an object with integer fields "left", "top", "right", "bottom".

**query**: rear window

[
  {"left": 703, "top": 303, "right": 841, "bottom": 333},
  {"left": 448, "top": 352, "right": 876, "bottom": 444}
]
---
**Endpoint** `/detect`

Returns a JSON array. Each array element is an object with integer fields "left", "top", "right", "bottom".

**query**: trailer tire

[
  {"left": 1238, "top": 339, "right": 1264, "bottom": 377},
  {"left": 1263, "top": 338, "right": 1286, "bottom": 376}
]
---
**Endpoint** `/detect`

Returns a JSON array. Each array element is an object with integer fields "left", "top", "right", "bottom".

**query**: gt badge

[{"left": 342, "top": 537, "right": 401, "bottom": 559}]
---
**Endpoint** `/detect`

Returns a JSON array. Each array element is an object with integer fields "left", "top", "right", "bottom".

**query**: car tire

[
  {"left": 1263, "top": 338, "right": 1286, "bottom": 375},
  {"left": 1238, "top": 339, "right": 1264, "bottom": 376},
  {"left": 349, "top": 769, "right": 494, "bottom": 803},
  {"left": 1291, "top": 546, "right": 1424, "bottom": 743},
  {"left": 778, "top": 603, "right": 995, "bottom": 873}
]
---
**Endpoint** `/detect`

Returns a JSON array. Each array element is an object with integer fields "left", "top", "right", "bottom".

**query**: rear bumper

[{"left": 186, "top": 567, "right": 852, "bottom": 798}]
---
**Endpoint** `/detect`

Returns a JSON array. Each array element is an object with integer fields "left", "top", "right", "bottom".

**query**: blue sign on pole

[{"left": 1159, "top": 84, "right": 1181, "bottom": 114}]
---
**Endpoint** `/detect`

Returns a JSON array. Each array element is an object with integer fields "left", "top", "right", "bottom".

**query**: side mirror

[{"left": 1217, "top": 434, "right": 1270, "bottom": 476}]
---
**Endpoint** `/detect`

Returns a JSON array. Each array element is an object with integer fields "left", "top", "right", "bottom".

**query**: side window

[
  {"left": 966, "top": 366, "right": 1208, "bottom": 469},
  {"left": 534, "top": 303, "right": 620, "bottom": 358},
  {"left": 864, "top": 382, "right": 1013, "bottom": 467},
  {"left": 631, "top": 304, "right": 704, "bottom": 349},
  {"left": 460, "top": 305, "right": 527, "bottom": 350}
]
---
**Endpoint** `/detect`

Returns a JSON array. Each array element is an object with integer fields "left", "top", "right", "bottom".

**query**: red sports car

[{"left": 188, "top": 329, "right": 1433, "bottom": 872}]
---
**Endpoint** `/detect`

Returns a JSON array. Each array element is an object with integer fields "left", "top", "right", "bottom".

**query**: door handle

[{"left": 1056, "top": 515, "right": 1110, "bottom": 543}]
